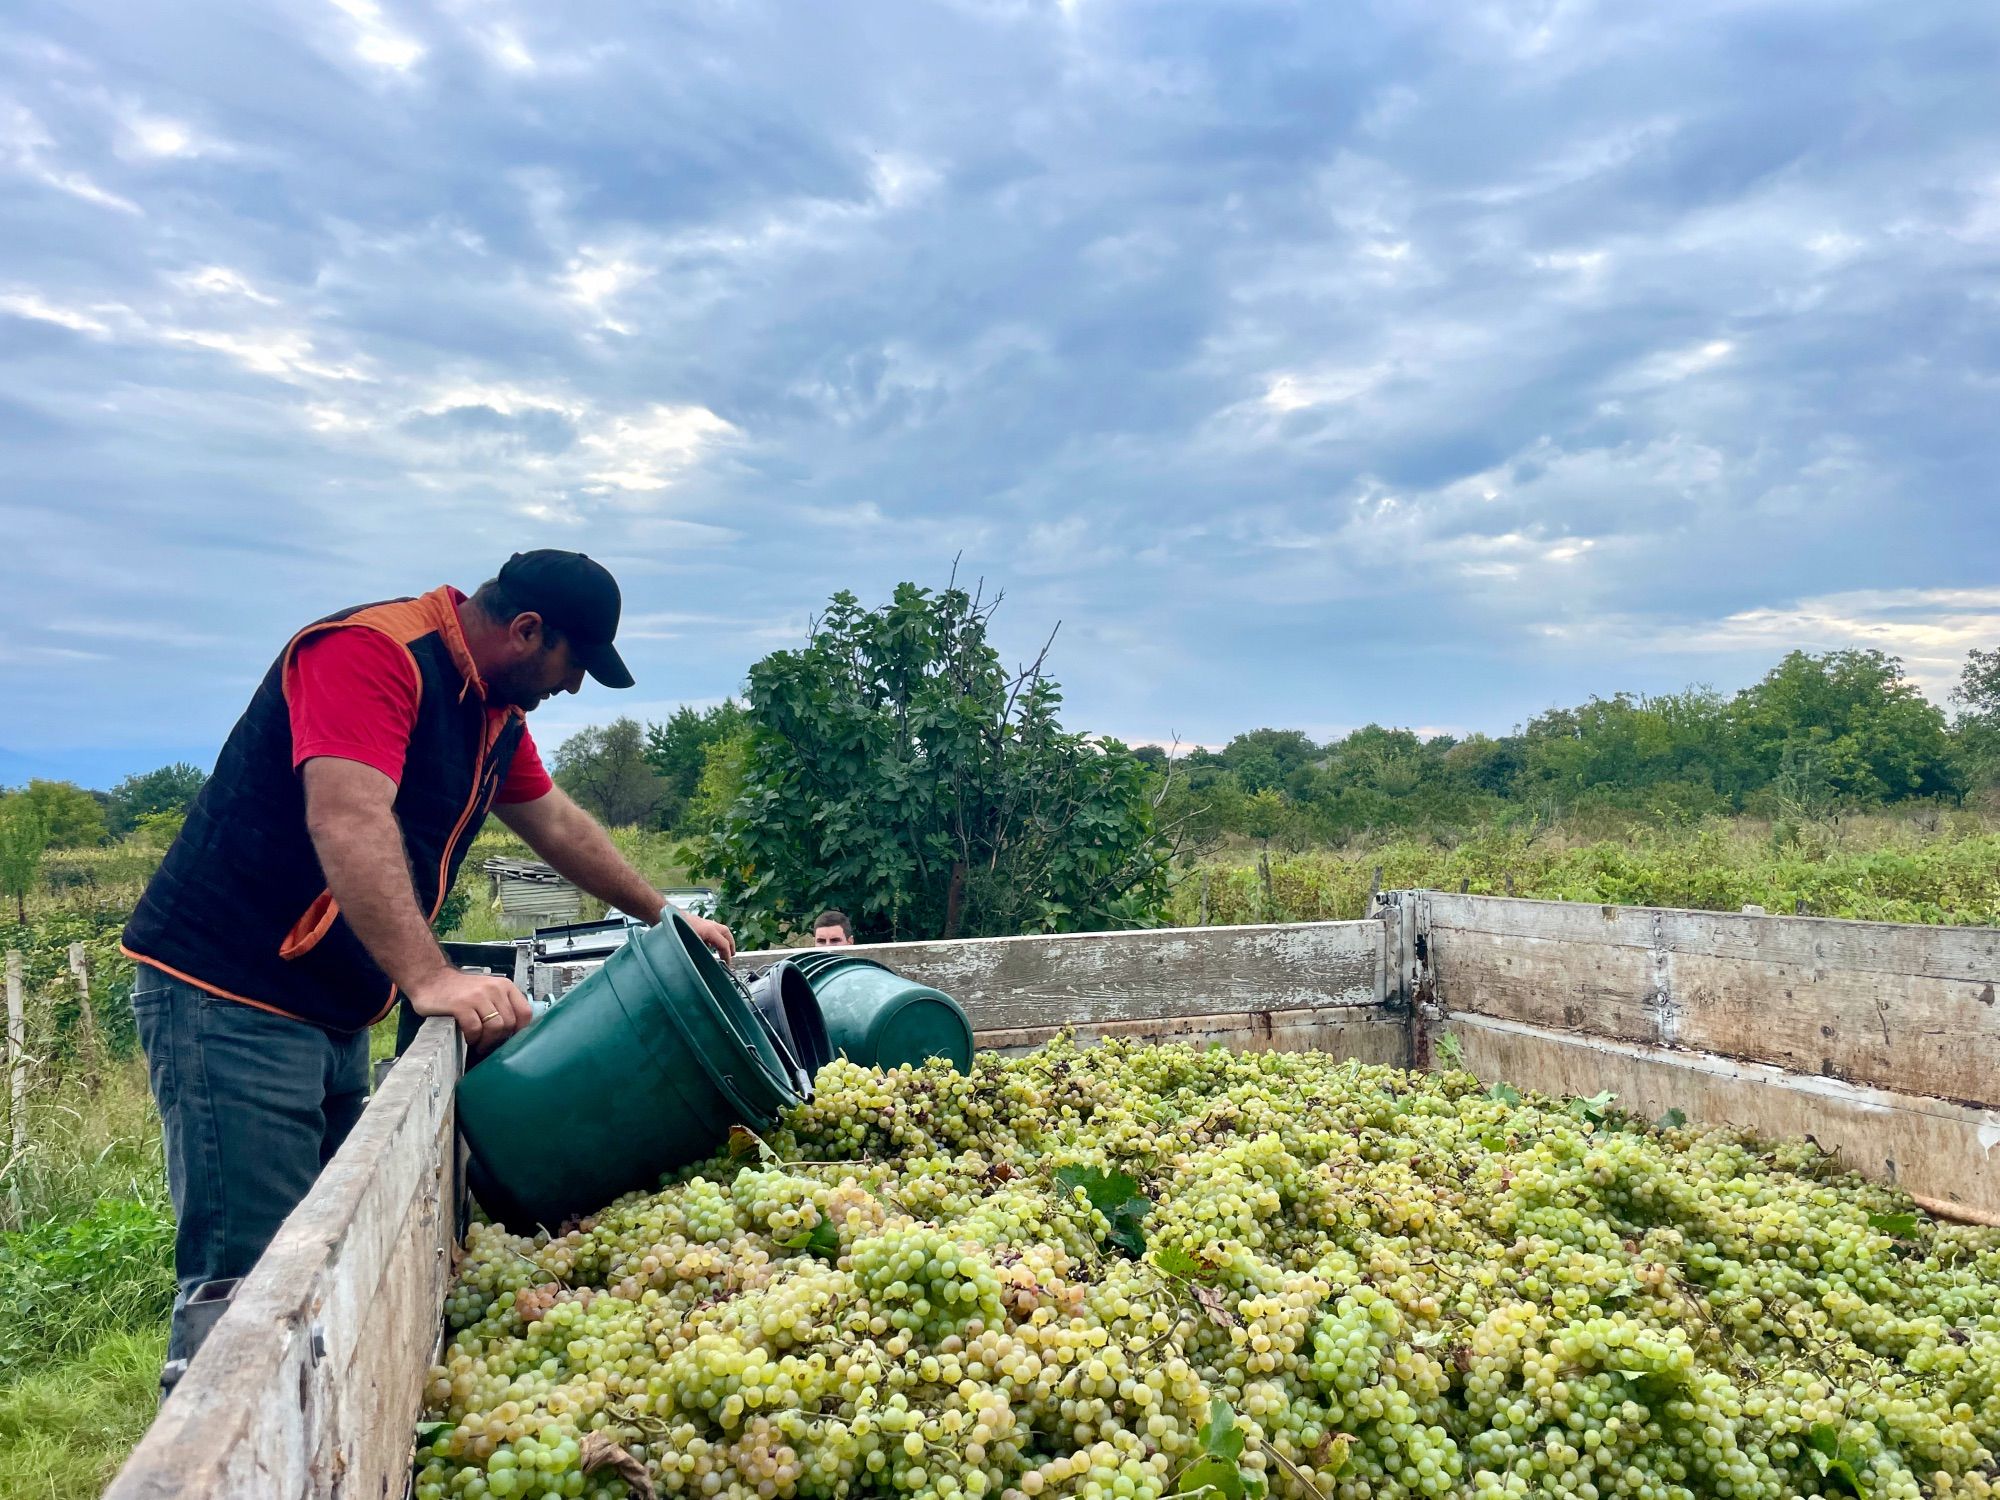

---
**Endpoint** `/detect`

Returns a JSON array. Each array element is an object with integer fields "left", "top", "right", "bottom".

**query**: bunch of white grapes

[{"left": 416, "top": 1039, "right": 2000, "bottom": 1500}]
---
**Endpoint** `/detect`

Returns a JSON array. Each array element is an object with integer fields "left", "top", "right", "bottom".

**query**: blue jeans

[{"left": 131, "top": 966, "right": 371, "bottom": 1362}]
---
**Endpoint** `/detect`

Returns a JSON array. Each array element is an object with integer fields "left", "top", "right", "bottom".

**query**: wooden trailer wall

[
  {"left": 103, "top": 1020, "right": 463, "bottom": 1500},
  {"left": 1389, "top": 891, "right": 2000, "bottom": 1222},
  {"left": 741, "top": 919, "right": 1397, "bottom": 1060}
]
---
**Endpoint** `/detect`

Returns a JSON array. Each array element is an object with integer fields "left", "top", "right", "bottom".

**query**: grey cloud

[{"left": 1, "top": 0, "right": 1997, "bottom": 770}]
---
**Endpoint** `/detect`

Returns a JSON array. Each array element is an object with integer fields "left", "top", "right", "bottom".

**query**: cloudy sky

[{"left": 4, "top": 0, "right": 1998, "bottom": 786}]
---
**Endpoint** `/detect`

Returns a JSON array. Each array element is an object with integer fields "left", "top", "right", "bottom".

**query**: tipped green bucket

[
  {"left": 457, "top": 913, "right": 801, "bottom": 1229},
  {"left": 790, "top": 952, "right": 974, "bottom": 1073}
]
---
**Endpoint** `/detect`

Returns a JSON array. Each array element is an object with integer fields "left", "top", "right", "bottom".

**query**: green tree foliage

[
  {"left": 1951, "top": 647, "right": 2000, "bottom": 792},
  {"left": 104, "top": 763, "right": 206, "bottom": 838},
  {"left": 1516, "top": 689, "right": 1742, "bottom": 818},
  {"left": 0, "top": 797, "right": 49, "bottom": 924},
  {"left": 1218, "top": 728, "right": 1320, "bottom": 795},
  {"left": 644, "top": 701, "right": 748, "bottom": 829},
  {"left": 1441, "top": 734, "right": 1523, "bottom": 797},
  {"left": 1733, "top": 650, "right": 1958, "bottom": 804},
  {"left": 551, "top": 717, "right": 668, "bottom": 828},
  {"left": 686, "top": 732, "right": 750, "bottom": 832},
  {"left": 1154, "top": 753, "right": 1249, "bottom": 853},
  {"left": 700, "top": 582, "right": 1170, "bottom": 948},
  {"left": 1149, "top": 649, "right": 1983, "bottom": 848},
  {"left": 8, "top": 780, "right": 105, "bottom": 850}
]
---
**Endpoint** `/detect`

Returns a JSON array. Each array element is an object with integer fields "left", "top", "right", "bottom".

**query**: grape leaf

[
  {"left": 1152, "top": 1244, "right": 1202, "bottom": 1279},
  {"left": 1175, "top": 1397, "right": 1265, "bottom": 1500},
  {"left": 728, "top": 1125, "right": 775, "bottom": 1162},
  {"left": 414, "top": 1420, "right": 452, "bottom": 1457},
  {"left": 1866, "top": 1211, "right": 1919, "bottom": 1240},
  {"left": 581, "top": 1431, "right": 660, "bottom": 1499},
  {"left": 1198, "top": 1397, "right": 1247, "bottom": 1463},
  {"left": 1805, "top": 1424, "right": 1869, "bottom": 1498},
  {"left": 1177, "top": 1455, "right": 1243, "bottom": 1500},
  {"left": 1054, "top": 1164, "right": 1152, "bottom": 1256},
  {"left": 1567, "top": 1090, "right": 1617, "bottom": 1123},
  {"left": 780, "top": 1219, "right": 842, "bottom": 1260},
  {"left": 1657, "top": 1108, "right": 1688, "bottom": 1129},
  {"left": 1487, "top": 1082, "right": 1522, "bottom": 1105},
  {"left": 1311, "top": 1433, "right": 1353, "bottom": 1475}
]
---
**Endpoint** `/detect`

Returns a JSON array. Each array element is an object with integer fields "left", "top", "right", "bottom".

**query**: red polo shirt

[{"left": 284, "top": 606, "right": 553, "bottom": 804}]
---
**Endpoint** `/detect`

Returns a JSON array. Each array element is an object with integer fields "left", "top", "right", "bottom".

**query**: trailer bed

[{"left": 103, "top": 892, "right": 2000, "bottom": 1498}]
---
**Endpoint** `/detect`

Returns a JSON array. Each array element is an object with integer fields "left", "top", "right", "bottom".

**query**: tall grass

[
  {"left": 1167, "top": 819, "right": 2000, "bottom": 927},
  {"left": 0, "top": 1065, "right": 173, "bottom": 1385},
  {"left": 2, "top": 861, "right": 173, "bottom": 1493}
]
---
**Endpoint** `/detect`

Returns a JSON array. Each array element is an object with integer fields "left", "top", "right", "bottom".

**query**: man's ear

[{"left": 509, "top": 611, "right": 548, "bottom": 651}]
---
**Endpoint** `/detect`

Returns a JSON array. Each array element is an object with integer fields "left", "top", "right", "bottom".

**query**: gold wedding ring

[{"left": 482, "top": 1009, "right": 501, "bottom": 1022}]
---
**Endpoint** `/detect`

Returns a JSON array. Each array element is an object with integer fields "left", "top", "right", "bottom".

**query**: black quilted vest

[{"left": 123, "top": 589, "right": 526, "bottom": 1032}]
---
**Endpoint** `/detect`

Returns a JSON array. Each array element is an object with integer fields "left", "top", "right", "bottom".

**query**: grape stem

[{"left": 1262, "top": 1440, "right": 1330, "bottom": 1500}]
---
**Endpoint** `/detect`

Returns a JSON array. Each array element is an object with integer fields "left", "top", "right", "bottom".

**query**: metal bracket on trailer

[
  {"left": 157, "top": 1276, "right": 242, "bottom": 1403},
  {"left": 1369, "top": 888, "right": 1439, "bottom": 1069}
]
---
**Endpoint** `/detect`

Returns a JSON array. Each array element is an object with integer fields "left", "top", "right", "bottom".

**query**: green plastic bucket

[
  {"left": 790, "top": 952, "right": 974, "bottom": 1073},
  {"left": 457, "top": 913, "right": 801, "bottom": 1229}
]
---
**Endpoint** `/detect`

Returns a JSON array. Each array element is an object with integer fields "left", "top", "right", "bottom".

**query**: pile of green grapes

[{"left": 416, "top": 1040, "right": 2000, "bottom": 1500}]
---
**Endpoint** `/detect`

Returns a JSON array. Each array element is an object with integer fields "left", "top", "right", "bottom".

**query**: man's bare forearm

[
  {"left": 497, "top": 788, "right": 665, "bottom": 921},
  {"left": 302, "top": 761, "right": 451, "bottom": 993}
]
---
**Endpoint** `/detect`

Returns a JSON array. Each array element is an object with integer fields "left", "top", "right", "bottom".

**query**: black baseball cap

[{"left": 496, "top": 550, "right": 635, "bottom": 689}]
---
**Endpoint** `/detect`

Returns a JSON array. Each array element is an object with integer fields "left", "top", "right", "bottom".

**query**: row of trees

[
  {"left": 1148, "top": 647, "right": 2000, "bottom": 849},
  {"left": 0, "top": 764, "right": 207, "bottom": 851}
]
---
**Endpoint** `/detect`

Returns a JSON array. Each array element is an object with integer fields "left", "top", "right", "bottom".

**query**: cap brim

[{"left": 576, "top": 640, "right": 635, "bottom": 689}]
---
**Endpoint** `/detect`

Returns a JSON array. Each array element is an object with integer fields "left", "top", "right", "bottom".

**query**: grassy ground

[
  {"left": 0, "top": 1061, "right": 171, "bottom": 1497},
  {"left": 0, "top": 1328, "right": 166, "bottom": 1499}
]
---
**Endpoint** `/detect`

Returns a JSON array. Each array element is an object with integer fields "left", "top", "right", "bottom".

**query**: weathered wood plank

[
  {"left": 1425, "top": 892, "right": 2000, "bottom": 979},
  {"left": 976, "top": 1008, "right": 1409, "bottom": 1063},
  {"left": 1444, "top": 1012, "right": 2000, "bottom": 1219},
  {"left": 104, "top": 1019, "right": 461, "bottom": 1500},
  {"left": 1424, "top": 894, "right": 2000, "bottom": 1104},
  {"left": 1429, "top": 927, "right": 1661, "bottom": 1044},
  {"left": 1425, "top": 895, "right": 1671, "bottom": 951},
  {"left": 740, "top": 920, "right": 1387, "bottom": 1030},
  {"left": 1669, "top": 951, "right": 2000, "bottom": 1106}
]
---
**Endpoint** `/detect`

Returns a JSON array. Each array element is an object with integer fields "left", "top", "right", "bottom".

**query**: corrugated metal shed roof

[{"left": 485, "top": 856, "right": 583, "bottom": 922}]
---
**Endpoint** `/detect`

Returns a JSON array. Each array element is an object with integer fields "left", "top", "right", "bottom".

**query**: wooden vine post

[
  {"left": 6, "top": 950, "right": 24, "bottom": 1167},
  {"left": 68, "top": 942, "right": 100, "bottom": 1091}
]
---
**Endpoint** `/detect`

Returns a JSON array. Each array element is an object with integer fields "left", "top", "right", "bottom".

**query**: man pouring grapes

[{"left": 121, "top": 550, "right": 737, "bottom": 1376}]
